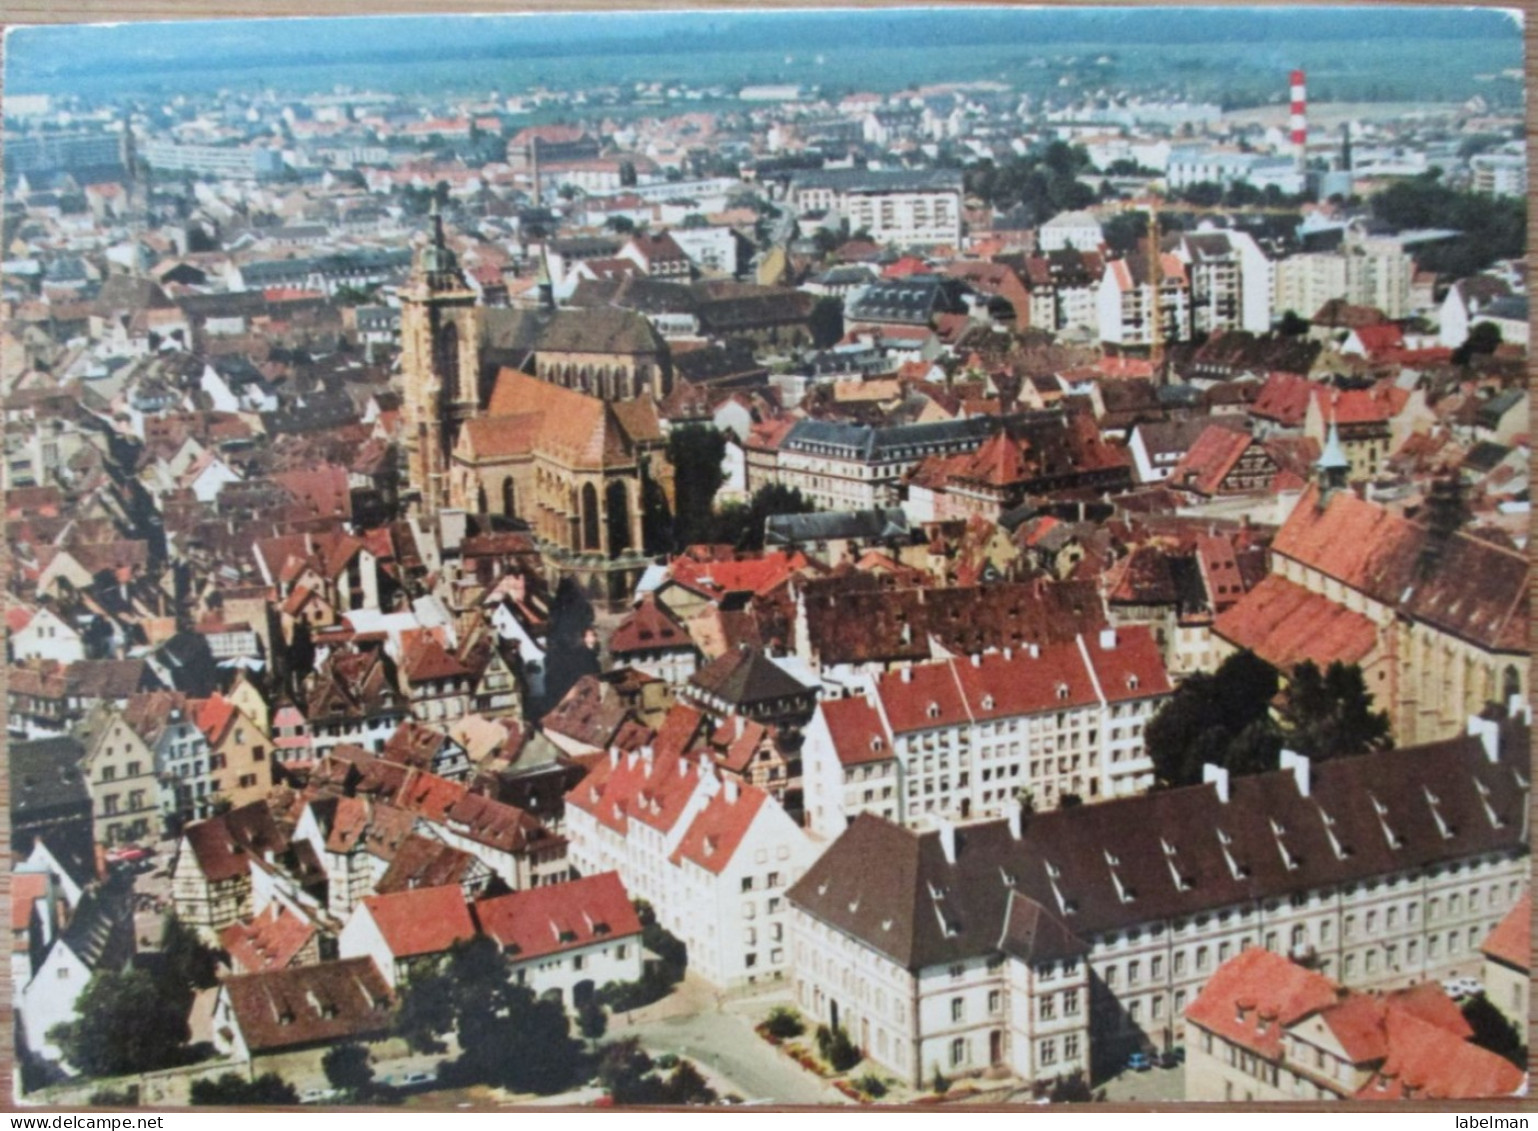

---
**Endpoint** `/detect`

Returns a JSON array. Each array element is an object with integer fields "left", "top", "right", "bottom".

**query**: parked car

[
  {"left": 1442, "top": 977, "right": 1484, "bottom": 1000},
  {"left": 299, "top": 1088, "right": 339, "bottom": 1104},
  {"left": 1157, "top": 1048, "right": 1185, "bottom": 1069},
  {"left": 1126, "top": 1052, "right": 1152, "bottom": 1072},
  {"left": 106, "top": 844, "right": 152, "bottom": 866},
  {"left": 400, "top": 1070, "right": 435, "bottom": 1086}
]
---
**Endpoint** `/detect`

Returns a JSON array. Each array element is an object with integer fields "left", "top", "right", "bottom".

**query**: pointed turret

[
  {"left": 535, "top": 245, "right": 555, "bottom": 312},
  {"left": 1314, "top": 411, "right": 1350, "bottom": 503}
]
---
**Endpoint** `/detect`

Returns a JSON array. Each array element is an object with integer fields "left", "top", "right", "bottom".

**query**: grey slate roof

[{"left": 765, "top": 507, "right": 910, "bottom": 547}]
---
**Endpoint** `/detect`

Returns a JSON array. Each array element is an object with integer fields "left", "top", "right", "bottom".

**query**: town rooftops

[
  {"left": 686, "top": 645, "right": 815, "bottom": 712},
  {"left": 788, "top": 716, "right": 1528, "bottom": 970},
  {"left": 1186, "top": 947, "right": 1524, "bottom": 1100},
  {"left": 182, "top": 801, "right": 289, "bottom": 884}
]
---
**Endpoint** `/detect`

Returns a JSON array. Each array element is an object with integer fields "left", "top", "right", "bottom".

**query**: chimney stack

[
  {"left": 1466, "top": 715, "right": 1500, "bottom": 765},
  {"left": 933, "top": 813, "right": 957, "bottom": 865},
  {"left": 1279, "top": 748, "right": 1311, "bottom": 797},
  {"left": 1203, "top": 763, "right": 1231, "bottom": 803},
  {"left": 1007, "top": 798, "right": 1024, "bottom": 840}
]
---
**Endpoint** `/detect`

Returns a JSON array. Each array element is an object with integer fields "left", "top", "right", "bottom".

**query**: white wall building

[
  {"left": 564, "top": 745, "right": 816, "bottom": 989},
  {"left": 802, "top": 627, "right": 1172, "bottom": 840}
]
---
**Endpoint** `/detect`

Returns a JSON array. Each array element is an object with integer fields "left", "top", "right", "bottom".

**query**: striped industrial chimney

[{"left": 1289, "top": 68, "right": 1307, "bottom": 171}]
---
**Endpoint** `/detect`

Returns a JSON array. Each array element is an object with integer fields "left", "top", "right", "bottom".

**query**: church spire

[{"left": 1314, "top": 410, "right": 1350, "bottom": 503}]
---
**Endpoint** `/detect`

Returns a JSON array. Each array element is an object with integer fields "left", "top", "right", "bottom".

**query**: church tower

[{"left": 401, "top": 199, "right": 482, "bottom": 517}]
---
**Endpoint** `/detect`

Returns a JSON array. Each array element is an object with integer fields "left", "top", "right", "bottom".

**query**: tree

[
  {"left": 1283, "top": 661, "right": 1391, "bottom": 762},
  {"left": 1145, "top": 649, "right": 1281, "bottom": 787},
  {"left": 597, "top": 1038, "right": 666, "bottom": 1104},
  {"left": 619, "top": 160, "right": 638, "bottom": 188},
  {"left": 665, "top": 425, "right": 728, "bottom": 549},
  {"left": 1049, "top": 1072, "right": 1094, "bottom": 1103},
  {"left": 662, "top": 1059, "right": 718, "bottom": 1105},
  {"left": 1277, "top": 310, "right": 1310, "bottom": 337},
  {"left": 763, "top": 1006, "right": 805, "bottom": 1040},
  {"left": 400, "top": 935, "right": 586, "bottom": 1095},
  {"left": 322, "top": 1043, "right": 374, "bottom": 1099},
  {"left": 393, "top": 967, "right": 453, "bottom": 1054},
  {"left": 51, "top": 967, "right": 191, "bottom": 1077},
  {"left": 159, "top": 912, "right": 223, "bottom": 995},
  {"left": 190, "top": 1073, "right": 299, "bottom": 1106},
  {"left": 605, "top": 215, "right": 637, "bottom": 235},
  {"left": 809, "top": 296, "right": 845, "bottom": 349},
  {"left": 1462, "top": 996, "right": 1527, "bottom": 1069},
  {"left": 577, "top": 998, "right": 608, "bottom": 1045},
  {"left": 1453, "top": 321, "right": 1503, "bottom": 366}
]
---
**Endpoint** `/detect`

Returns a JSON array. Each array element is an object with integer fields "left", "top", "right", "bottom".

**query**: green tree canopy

[
  {"left": 1145, "top": 649, "right": 1282, "bottom": 787},
  {"left": 397, "top": 935, "right": 588, "bottom": 1095},
  {"left": 190, "top": 1073, "right": 299, "bottom": 1106},
  {"left": 665, "top": 425, "right": 728, "bottom": 549},
  {"left": 322, "top": 1042, "right": 375, "bottom": 1098},
  {"left": 50, "top": 968, "right": 191, "bottom": 1077},
  {"left": 1283, "top": 660, "right": 1392, "bottom": 762}
]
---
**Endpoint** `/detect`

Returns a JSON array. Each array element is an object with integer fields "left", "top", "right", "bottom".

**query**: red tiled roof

[
  {"left": 358, "top": 885, "right": 476, "bottom": 959},
  {"left": 182, "top": 802, "right": 287, "bottom": 883},
  {"left": 1310, "top": 384, "right": 1407, "bottom": 426},
  {"left": 565, "top": 746, "right": 704, "bottom": 837},
  {"left": 1213, "top": 574, "right": 1379, "bottom": 672},
  {"left": 819, "top": 694, "right": 894, "bottom": 768},
  {"left": 475, "top": 871, "right": 642, "bottom": 961},
  {"left": 1480, "top": 893, "right": 1530, "bottom": 971},
  {"left": 221, "top": 958, "right": 393, "bottom": 1053},
  {"left": 610, "top": 593, "right": 693, "bottom": 656},
  {"left": 668, "top": 550, "right": 812, "bottom": 598},
  {"left": 1169, "top": 425, "right": 1254, "bottom": 497},
  {"left": 11, "top": 872, "right": 48, "bottom": 931},
  {"left": 1361, "top": 1005, "right": 1524, "bottom": 1100},
  {"left": 1272, "top": 485, "right": 1528, "bottom": 652},
  {"left": 1185, "top": 946, "right": 1340, "bottom": 1059},
  {"left": 669, "top": 781, "right": 769, "bottom": 875},
  {"left": 1250, "top": 372, "right": 1314, "bottom": 427},
  {"left": 219, "top": 903, "right": 316, "bottom": 973}
]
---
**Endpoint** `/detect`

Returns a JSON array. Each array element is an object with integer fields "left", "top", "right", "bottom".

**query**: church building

[{"left": 399, "top": 204, "right": 675, "bottom": 602}]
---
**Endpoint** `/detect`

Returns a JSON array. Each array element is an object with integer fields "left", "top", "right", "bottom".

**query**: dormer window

[
  {"left": 981, "top": 694, "right": 995, "bottom": 711},
  {"left": 1055, "top": 683, "right": 1069, "bottom": 700},
  {"left": 927, "top": 702, "right": 941, "bottom": 718}
]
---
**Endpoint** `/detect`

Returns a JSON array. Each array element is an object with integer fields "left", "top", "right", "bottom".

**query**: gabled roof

[
  {"left": 182, "top": 801, "right": 288, "bottom": 883},
  {"left": 669, "top": 782, "right": 770, "bottom": 874},
  {"left": 687, "top": 645, "right": 813, "bottom": 710},
  {"left": 1214, "top": 574, "right": 1378, "bottom": 672},
  {"left": 475, "top": 871, "right": 642, "bottom": 961},
  {"left": 1480, "top": 892, "right": 1530, "bottom": 972},
  {"left": 221, "top": 958, "right": 393, "bottom": 1053},
  {"left": 357, "top": 885, "right": 476, "bottom": 959},
  {"left": 1272, "top": 486, "right": 1528, "bottom": 653},
  {"left": 610, "top": 593, "right": 693, "bottom": 656},
  {"left": 219, "top": 903, "right": 317, "bottom": 973}
]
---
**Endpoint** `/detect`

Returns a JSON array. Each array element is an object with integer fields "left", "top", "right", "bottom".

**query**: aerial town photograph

[{"left": 1, "top": 4, "right": 1530, "bottom": 1110}]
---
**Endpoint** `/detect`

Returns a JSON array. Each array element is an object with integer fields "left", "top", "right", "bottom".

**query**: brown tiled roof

[
  {"left": 182, "top": 801, "right": 288, "bottom": 884},
  {"left": 375, "top": 834, "right": 480, "bottom": 894},
  {"left": 788, "top": 718, "right": 1528, "bottom": 970},
  {"left": 219, "top": 903, "right": 316, "bottom": 973},
  {"left": 609, "top": 593, "right": 693, "bottom": 656},
  {"left": 221, "top": 958, "right": 393, "bottom": 1053},
  {"left": 799, "top": 577, "right": 1105, "bottom": 666}
]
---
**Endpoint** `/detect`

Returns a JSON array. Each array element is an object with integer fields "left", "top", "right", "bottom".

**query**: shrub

[
  {"left": 825, "top": 1025, "right": 860, "bottom": 1072},
  {"left": 931, "top": 1067, "right": 951, "bottom": 1095},
  {"left": 764, "top": 1006, "right": 805, "bottom": 1040},
  {"left": 856, "top": 1074, "right": 888, "bottom": 1099}
]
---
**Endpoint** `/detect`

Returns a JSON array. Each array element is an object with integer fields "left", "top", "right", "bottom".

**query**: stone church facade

[{"left": 399, "top": 207, "right": 674, "bottom": 602}]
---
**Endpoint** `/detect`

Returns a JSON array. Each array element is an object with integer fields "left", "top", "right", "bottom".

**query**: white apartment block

[
  {"left": 802, "top": 628, "right": 1173, "bottom": 840},
  {"left": 564, "top": 745, "right": 816, "bottom": 988},
  {"left": 788, "top": 718, "right": 1529, "bottom": 1090},
  {"left": 788, "top": 170, "right": 963, "bottom": 248}
]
